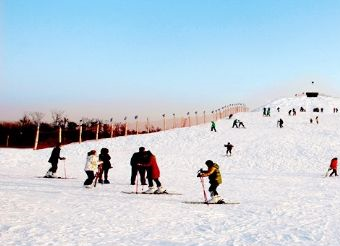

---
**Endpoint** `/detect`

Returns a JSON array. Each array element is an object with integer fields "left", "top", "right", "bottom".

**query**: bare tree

[
  {"left": 29, "top": 112, "right": 45, "bottom": 126},
  {"left": 19, "top": 114, "right": 32, "bottom": 126},
  {"left": 51, "top": 110, "right": 68, "bottom": 127}
]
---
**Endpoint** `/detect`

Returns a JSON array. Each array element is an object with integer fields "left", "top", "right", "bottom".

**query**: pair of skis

[{"left": 122, "top": 176, "right": 239, "bottom": 205}]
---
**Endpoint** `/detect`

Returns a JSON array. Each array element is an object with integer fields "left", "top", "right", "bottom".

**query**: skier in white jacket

[{"left": 84, "top": 150, "right": 102, "bottom": 187}]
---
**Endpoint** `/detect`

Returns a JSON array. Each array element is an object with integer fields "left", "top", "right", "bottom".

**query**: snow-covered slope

[{"left": 1, "top": 96, "right": 340, "bottom": 246}]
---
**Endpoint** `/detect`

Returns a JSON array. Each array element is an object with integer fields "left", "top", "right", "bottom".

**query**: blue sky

[{"left": 1, "top": 0, "right": 340, "bottom": 122}]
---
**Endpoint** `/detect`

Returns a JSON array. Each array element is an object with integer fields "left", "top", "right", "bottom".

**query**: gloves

[{"left": 61, "top": 157, "right": 66, "bottom": 160}]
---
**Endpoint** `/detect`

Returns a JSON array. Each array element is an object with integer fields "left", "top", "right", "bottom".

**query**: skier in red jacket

[
  {"left": 138, "top": 151, "right": 166, "bottom": 194},
  {"left": 329, "top": 157, "right": 338, "bottom": 177}
]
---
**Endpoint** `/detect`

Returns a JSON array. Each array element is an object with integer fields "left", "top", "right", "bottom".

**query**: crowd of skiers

[{"left": 44, "top": 103, "right": 339, "bottom": 204}]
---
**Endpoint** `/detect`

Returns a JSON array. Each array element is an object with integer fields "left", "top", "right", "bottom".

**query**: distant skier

[
  {"left": 266, "top": 107, "right": 271, "bottom": 116},
  {"left": 277, "top": 118, "right": 284, "bottom": 128},
  {"left": 84, "top": 150, "right": 103, "bottom": 187},
  {"left": 138, "top": 151, "right": 166, "bottom": 194},
  {"left": 224, "top": 142, "right": 234, "bottom": 156},
  {"left": 288, "top": 110, "right": 292, "bottom": 116},
  {"left": 130, "top": 147, "right": 147, "bottom": 186},
  {"left": 211, "top": 121, "right": 217, "bottom": 132},
  {"left": 328, "top": 157, "right": 338, "bottom": 177},
  {"left": 263, "top": 108, "right": 267, "bottom": 116},
  {"left": 197, "top": 160, "right": 224, "bottom": 204},
  {"left": 228, "top": 114, "right": 233, "bottom": 119},
  {"left": 277, "top": 107, "right": 280, "bottom": 112},
  {"left": 232, "top": 119, "right": 239, "bottom": 128},
  {"left": 315, "top": 116, "right": 319, "bottom": 124},
  {"left": 292, "top": 108, "right": 296, "bottom": 116},
  {"left": 238, "top": 121, "right": 245, "bottom": 128},
  {"left": 45, "top": 143, "right": 66, "bottom": 177},
  {"left": 98, "top": 148, "right": 112, "bottom": 184}
]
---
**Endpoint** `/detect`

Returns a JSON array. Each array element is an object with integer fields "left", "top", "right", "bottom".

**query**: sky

[{"left": 1, "top": 0, "right": 340, "bottom": 122}]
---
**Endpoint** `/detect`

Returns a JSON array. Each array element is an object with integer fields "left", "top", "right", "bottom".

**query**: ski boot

[
  {"left": 155, "top": 186, "right": 166, "bottom": 194},
  {"left": 144, "top": 186, "right": 157, "bottom": 194},
  {"left": 207, "top": 195, "right": 219, "bottom": 204},
  {"left": 104, "top": 180, "right": 110, "bottom": 184}
]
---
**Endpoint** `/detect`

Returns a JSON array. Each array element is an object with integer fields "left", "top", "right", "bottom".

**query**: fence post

[
  {"left": 147, "top": 117, "right": 150, "bottom": 133},
  {"left": 33, "top": 124, "right": 40, "bottom": 150},
  {"left": 124, "top": 117, "right": 128, "bottom": 136},
  {"left": 58, "top": 126, "right": 62, "bottom": 143},
  {"left": 162, "top": 114, "right": 166, "bottom": 131},
  {"left": 110, "top": 118, "right": 114, "bottom": 138},
  {"left": 187, "top": 112, "right": 191, "bottom": 127},
  {"left": 6, "top": 135, "right": 9, "bottom": 147},
  {"left": 135, "top": 115, "right": 138, "bottom": 135},
  {"left": 79, "top": 120, "right": 82, "bottom": 143},
  {"left": 195, "top": 111, "right": 198, "bottom": 125},
  {"left": 203, "top": 111, "right": 206, "bottom": 124},
  {"left": 173, "top": 113, "right": 176, "bottom": 129},
  {"left": 96, "top": 122, "right": 99, "bottom": 140}
]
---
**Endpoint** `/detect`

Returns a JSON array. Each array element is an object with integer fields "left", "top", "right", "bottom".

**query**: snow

[{"left": 1, "top": 95, "right": 340, "bottom": 246}]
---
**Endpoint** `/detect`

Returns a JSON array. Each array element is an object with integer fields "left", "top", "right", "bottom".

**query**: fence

[{"left": 0, "top": 103, "right": 248, "bottom": 149}]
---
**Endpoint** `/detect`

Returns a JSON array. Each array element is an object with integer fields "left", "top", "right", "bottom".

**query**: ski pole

[
  {"left": 63, "top": 159, "right": 67, "bottom": 179},
  {"left": 200, "top": 176, "right": 208, "bottom": 203}
]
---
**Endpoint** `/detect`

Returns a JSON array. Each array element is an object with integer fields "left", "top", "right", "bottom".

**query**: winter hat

[
  {"left": 139, "top": 147, "right": 145, "bottom": 152},
  {"left": 205, "top": 160, "right": 214, "bottom": 166}
]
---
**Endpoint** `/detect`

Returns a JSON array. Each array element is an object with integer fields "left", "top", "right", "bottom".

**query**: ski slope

[{"left": 1, "top": 95, "right": 340, "bottom": 246}]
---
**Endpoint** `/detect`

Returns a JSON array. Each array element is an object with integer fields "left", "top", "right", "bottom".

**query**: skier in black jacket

[
  {"left": 98, "top": 148, "right": 112, "bottom": 184},
  {"left": 130, "top": 147, "right": 148, "bottom": 185},
  {"left": 224, "top": 142, "right": 234, "bottom": 156},
  {"left": 45, "top": 143, "right": 66, "bottom": 177}
]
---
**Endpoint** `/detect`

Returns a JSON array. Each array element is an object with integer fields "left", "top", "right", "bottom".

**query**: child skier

[
  {"left": 98, "top": 148, "right": 112, "bottom": 184},
  {"left": 138, "top": 151, "right": 166, "bottom": 194},
  {"left": 84, "top": 150, "right": 103, "bottom": 187},
  {"left": 224, "top": 142, "right": 234, "bottom": 156},
  {"left": 328, "top": 157, "right": 338, "bottom": 177},
  {"left": 197, "top": 160, "right": 224, "bottom": 203},
  {"left": 45, "top": 143, "right": 66, "bottom": 177}
]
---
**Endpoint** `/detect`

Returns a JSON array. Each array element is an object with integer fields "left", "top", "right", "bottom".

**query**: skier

[
  {"left": 45, "top": 143, "right": 66, "bottom": 177},
  {"left": 224, "top": 142, "right": 234, "bottom": 156},
  {"left": 328, "top": 157, "right": 338, "bottom": 177},
  {"left": 277, "top": 118, "right": 284, "bottom": 128},
  {"left": 130, "top": 147, "right": 147, "bottom": 186},
  {"left": 84, "top": 150, "right": 103, "bottom": 187},
  {"left": 263, "top": 108, "right": 267, "bottom": 116},
  {"left": 211, "top": 121, "right": 217, "bottom": 132},
  {"left": 238, "top": 121, "right": 245, "bottom": 128},
  {"left": 292, "top": 108, "right": 296, "bottom": 116},
  {"left": 197, "top": 160, "right": 224, "bottom": 203},
  {"left": 266, "top": 107, "right": 271, "bottom": 116},
  {"left": 98, "top": 148, "right": 112, "bottom": 184},
  {"left": 232, "top": 119, "right": 239, "bottom": 128},
  {"left": 277, "top": 107, "right": 280, "bottom": 112},
  {"left": 138, "top": 151, "right": 166, "bottom": 194},
  {"left": 315, "top": 116, "right": 319, "bottom": 124}
]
